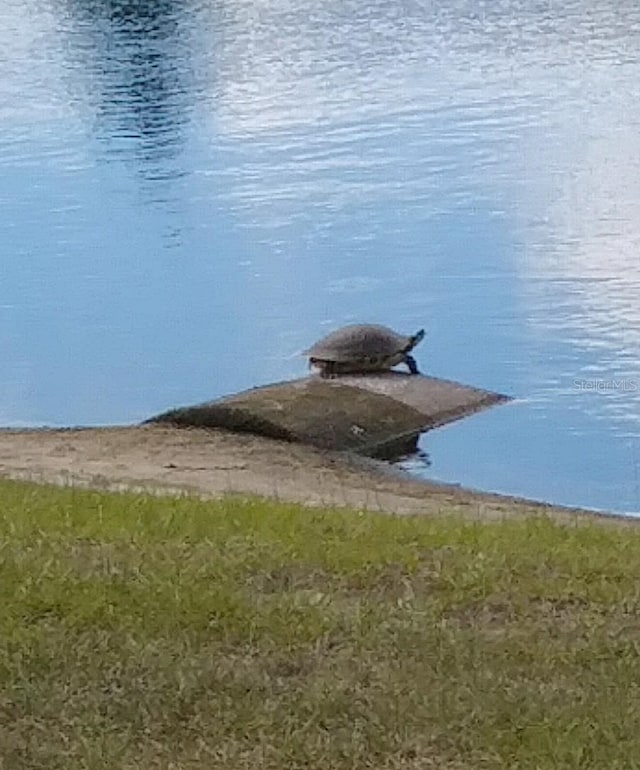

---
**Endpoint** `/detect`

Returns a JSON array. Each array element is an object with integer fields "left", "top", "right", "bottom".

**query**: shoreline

[{"left": 0, "top": 424, "right": 633, "bottom": 526}]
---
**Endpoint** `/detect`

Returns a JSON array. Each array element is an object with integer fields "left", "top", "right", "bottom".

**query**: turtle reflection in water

[{"left": 305, "top": 324, "right": 425, "bottom": 378}]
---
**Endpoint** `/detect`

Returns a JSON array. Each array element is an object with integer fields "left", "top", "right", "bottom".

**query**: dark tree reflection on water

[{"left": 62, "top": 0, "right": 200, "bottom": 180}]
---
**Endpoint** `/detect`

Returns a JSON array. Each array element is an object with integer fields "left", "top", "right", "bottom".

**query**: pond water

[{"left": 2, "top": 0, "right": 640, "bottom": 514}]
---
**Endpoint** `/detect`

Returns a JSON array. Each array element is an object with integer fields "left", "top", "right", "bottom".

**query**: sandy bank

[{"left": 0, "top": 425, "right": 627, "bottom": 525}]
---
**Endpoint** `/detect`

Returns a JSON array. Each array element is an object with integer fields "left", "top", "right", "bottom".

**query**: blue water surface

[{"left": 2, "top": 0, "right": 640, "bottom": 513}]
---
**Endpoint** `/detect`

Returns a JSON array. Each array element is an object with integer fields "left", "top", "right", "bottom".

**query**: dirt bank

[{"left": 0, "top": 424, "right": 627, "bottom": 525}]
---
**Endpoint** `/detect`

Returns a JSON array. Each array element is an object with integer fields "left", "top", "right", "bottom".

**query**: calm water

[{"left": 2, "top": 0, "right": 640, "bottom": 514}]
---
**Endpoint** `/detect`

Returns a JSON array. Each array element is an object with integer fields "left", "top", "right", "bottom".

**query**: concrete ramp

[{"left": 146, "top": 373, "right": 510, "bottom": 458}]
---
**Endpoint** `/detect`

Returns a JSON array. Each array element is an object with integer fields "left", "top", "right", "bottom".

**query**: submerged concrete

[{"left": 146, "top": 373, "right": 511, "bottom": 458}]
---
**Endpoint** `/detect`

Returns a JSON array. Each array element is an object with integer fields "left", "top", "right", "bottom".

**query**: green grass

[{"left": 2, "top": 479, "right": 640, "bottom": 769}]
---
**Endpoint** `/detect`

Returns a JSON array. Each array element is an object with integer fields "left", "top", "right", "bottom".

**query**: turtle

[{"left": 305, "top": 324, "right": 425, "bottom": 378}]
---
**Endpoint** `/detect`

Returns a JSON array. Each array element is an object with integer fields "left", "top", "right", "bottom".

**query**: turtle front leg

[{"left": 404, "top": 354, "right": 420, "bottom": 375}]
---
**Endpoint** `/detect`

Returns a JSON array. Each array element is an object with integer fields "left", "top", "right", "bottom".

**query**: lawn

[{"left": 1, "top": 478, "right": 640, "bottom": 769}]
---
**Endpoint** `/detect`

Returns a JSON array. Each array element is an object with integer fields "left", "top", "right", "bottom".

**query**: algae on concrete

[{"left": 147, "top": 373, "right": 510, "bottom": 458}]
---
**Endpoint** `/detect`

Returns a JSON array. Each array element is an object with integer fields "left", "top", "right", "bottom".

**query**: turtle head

[{"left": 410, "top": 329, "right": 425, "bottom": 348}]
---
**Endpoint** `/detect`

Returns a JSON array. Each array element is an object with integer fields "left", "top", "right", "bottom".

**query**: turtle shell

[{"left": 305, "top": 324, "right": 421, "bottom": 363}]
